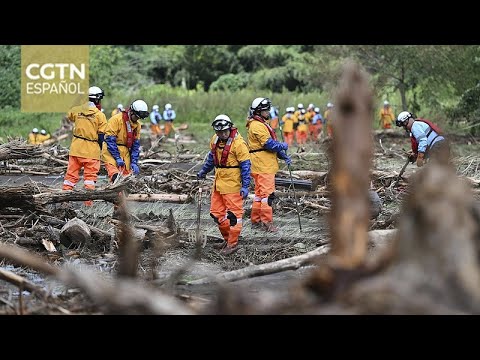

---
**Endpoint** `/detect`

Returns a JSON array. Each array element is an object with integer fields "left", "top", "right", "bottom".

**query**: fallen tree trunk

[
  {"left": 126, "top": 194, "right": 189, "bottom": 203},
  {"left": 0, "top": 169, "right": 50, "bottom": 175},
  {"left": 186, "top": 229, "right": 397, "bottom": 286},
  {"left": 0, "top": 243, "right": 194, "bottom": 315},
  {"left": 185, "top": 244, "right": 331, "bottom": 285},
  {"left": 41, "top": 133, "right": 69, "bottom": 146},
  {"left": 275, "top": 177, "right": 313, "bottom": 190},
  {"left": 40, "top": 152, "right": 69, "bottom": 166},
  {"left": 0, "top": 181, "right": 129, "bottom": 210},
  {"left": 291, "top": 170, "right": 327, "bottom": 178},
  {"left": 0, "top": 268, "right": 50, "bottom": 298},
  {"left": 33, "top": 186, "right": 126, "bottom": 206}
]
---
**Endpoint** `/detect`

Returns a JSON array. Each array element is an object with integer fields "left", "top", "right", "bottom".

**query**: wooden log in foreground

[
  {"left": 0, "top": 243, "right": 193, "bottom": 315},
  {"left": 0, "top": 268, "right": 49, "bottom": 298},
  {"left": 327, "top": 60, "right": 374, "bottom": 269},
  {"left": 186, "top": 229, "right": 397, "bottom": 286}
]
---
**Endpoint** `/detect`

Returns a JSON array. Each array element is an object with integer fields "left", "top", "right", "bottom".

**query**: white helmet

[
  {"left": 314, "top": 107, "right": 320, "bottom": 113},
  {"left": 285, "top": 107, "right": 290, "bottom": 113},
  {"left": 287, "top": 107, "right": 295, "bottom": 113},
  {"left": 297, "top": 103, "right": 304, "bottom": 109},
  {"left": 327, "top": 102, "right": 333, "bottom": 108},
  {"left": 212, "top": 114, "right": 233, "bottom": 131},
  {"left": 165, "top": 103, "right": 172, "bottom": 110},
  {"left": 396, "top": 111, "right": 413, "bottom": 127},
  {"left": 40, "top": 129, "right": 46, "bottom": 135},
  {"left": 250, "top": 97, "right": 271, "bottom": 112},
  {"left": 383, "top": 100, "right": 389, "bottom": 106},
  {"left": 308, "top": 103, "right": 314, "bottom": 109},
  {"left": 88, "top": 86, "right": 104, "bottom": 100},
  {"left": 152, "top": 105, "right": 159, "bottom": 111},
  {"left": 32, "top": 128, "right": 39, "bottom": 133},
  {"left": 117, "top": 104, "right": 124, "bottom": 110},
  {"left": 130, "top": 99, "right": 149, "bottom": 119}
]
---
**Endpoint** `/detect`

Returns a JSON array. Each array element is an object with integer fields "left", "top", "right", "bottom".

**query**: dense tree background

[{"left": 2, "top": 45, "right": 480, "bottom": 134}]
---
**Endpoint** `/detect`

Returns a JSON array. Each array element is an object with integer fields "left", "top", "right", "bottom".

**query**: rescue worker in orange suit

[
  {"left": 62, "top": 86, "right": 107, "bottom": 206},
  {"left": 305, "top": 103, "right": 316, "bottom": 141},
  {"left": 28, "top": 128, "right": 40, "bottom": 144},
  {"left": 269, "top": 106, "right": 279, "bottom": 133},
  {"left": 396, "top": 111, "right": 450, "bottom": 167},
  {"left": 162, "top": 103, "right": 176, "bottom": 136},
  {"left": 102, "top": 99, "right": 149, "bottom": 183},
  {"left": 310, "top": 107, "right": 323, "bottom": 142},
  {"left": 324, "top": 102, "right": 334, "bottom": 138},
  {"left": 39, "top": 129, "right": 51, "bottom": 144},
  {"left": 379, "top": 100, "right": 395, "bottom": 129},
  {"left": 296, "top": 108, "right": 308, "bottom": 151},
  {"left": 246, "top": 97, "right": 291, "bottom": 232},
  {"left": 280, "top": 107, "right": 296, "bottom": 146},
  {"left": 197, "top": 115, "right": 251, "bottom": 255},
  {"left": 111, "top": 104, "right": 124, "bottom": 117},
  {"left": 149, "top": 104, "right": 163, "bottom": 137}
]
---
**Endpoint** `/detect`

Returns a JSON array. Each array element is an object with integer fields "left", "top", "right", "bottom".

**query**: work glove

[
  {"left": 197, "top": 170, "right": 207, "bottom": 179},
  {"left": 197, "top": 152, "right": 214, "bottom": 180},
  {"left": 240, "top": 187, "right": 249, "bottom": 199},
  {"left": 284, "top": 155, "right": 292, "bottom": 166},
  {"left": 278, "top": 151, "right": 292, "bottom": 166},
  {"left": 264, "top": 138, "right": 288, "bottom": 153},
  {"left": 115, "top": 157, "right": 125, "bottom": 168},
  {"left": 131, "top": 163, "right": 140, "bottom": 175},
  {"left": 416, "top": 152, "right": 425, "bottom": 167}
]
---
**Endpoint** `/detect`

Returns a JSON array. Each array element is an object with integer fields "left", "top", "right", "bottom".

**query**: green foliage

[
  {"left": 183, "top": 46, "right": 241, "bottom": 90},
  {"left": 210, "top": 73, "right": 251, "bottom": 92},
  {"left": 3, "top": 44, "right": 480, "bottom": 136},
  {"left": 0, "top": 109, "right": 60, "bottom": 140},
  {"left": 0, "top": 45, "right": 20, "bottom": 109},
  {"left": 446, "top": 82, "right": 480, "bottom": 135}
]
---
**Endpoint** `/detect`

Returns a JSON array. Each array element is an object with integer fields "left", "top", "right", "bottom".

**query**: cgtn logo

[{"left": 25, "top": 63, "right": 87, "bottom": 95}]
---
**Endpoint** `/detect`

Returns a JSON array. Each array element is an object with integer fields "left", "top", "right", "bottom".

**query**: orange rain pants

[
  {"left": 327, "top": 124, "right": 334, "bottom": 138},
  {"left": 251, "top": 173, "right": 275, "bottom": 225},
  {"left": 62, "top": 156, "right": 100, "bottom": 206},
  {"left": 210, "top": 191, "right": 244, "bottom": 247},
  {"left": 283, "top": 131, "right": 294, "bottom": 147},
  {"left": 164, "top": 121, "right": 174, "bottom": 136},
  {"left": 296, "top": 130, "right": 307, "bottom": 145},
  {"left": 150, "top": 124, "right": 162, "bottom": 136},
  {"left": 309, "top": 123, "right": 321, "bottom": 142}
]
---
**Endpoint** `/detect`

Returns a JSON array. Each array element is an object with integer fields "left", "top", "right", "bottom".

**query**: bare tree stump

[
  {"left": 369, "top": 190, "right": 382, "bottom": 219},
  {"left": 326, "top": 60, "right": 374, "bottom": 268},
  {"left": 60, "top": 217, "right": 91, "bottom": 248}
]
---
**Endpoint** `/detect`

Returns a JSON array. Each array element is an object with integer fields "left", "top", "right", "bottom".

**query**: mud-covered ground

[{"left": 1, "top": 130, "right": 479, "bottom": 314}]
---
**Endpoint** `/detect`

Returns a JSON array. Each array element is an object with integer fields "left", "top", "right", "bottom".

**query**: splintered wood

[{"left": 327, "top": 60, "right": 374, "bottom": 269}]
